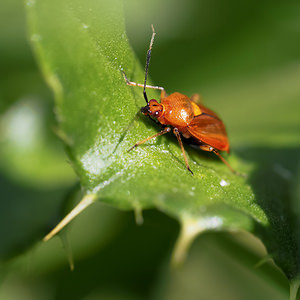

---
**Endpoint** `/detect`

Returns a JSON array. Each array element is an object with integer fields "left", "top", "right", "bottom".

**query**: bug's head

[{"left": 141, "top": 99, "right": 164, "bottom": 118}]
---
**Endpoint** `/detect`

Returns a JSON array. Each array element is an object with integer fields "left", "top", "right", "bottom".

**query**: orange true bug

[{"left": 123, "top": 25, "right": 235, "bottom": 175}]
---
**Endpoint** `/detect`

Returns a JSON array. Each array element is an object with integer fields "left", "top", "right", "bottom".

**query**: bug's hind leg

[{"left": 199, "top": 145, "right": 236, "bottom": 174}]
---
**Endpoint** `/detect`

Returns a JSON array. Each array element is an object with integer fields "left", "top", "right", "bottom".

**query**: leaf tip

[
  {"left": 134, "top": 205, "right": 144, "bottom": 225},
  {"left": 60, "top": 231, "right": 75, "bottom": 271},
  {"left": 254, "top": 254, "right": 272, "bottom": 269},
  {"left": 290, "top": 278, "right": 300, "bottom": 300},
  {"left": 171, "top": 218, "right": 205, "bottom": 267},
  {"left": 43, "top": 193, "right": 97, "bottom": 242}
]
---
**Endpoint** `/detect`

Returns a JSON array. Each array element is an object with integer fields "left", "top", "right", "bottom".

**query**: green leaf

[
  {"left": 26, "top": 0, "right": 300, "bottom": 288},
  {"left": 0, "top": 0, "right": 76, "bottom": 187},
  {"left": 0, "top": 97, "right": 76, "bottom": 187},
  {"left": 0, "top": 0, "right": 78, "bottom": 261}
]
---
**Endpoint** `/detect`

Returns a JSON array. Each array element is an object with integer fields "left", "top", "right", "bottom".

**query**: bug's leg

[
  {"left": 199, "top": 145, "right": 236, "bottom": 174},
  {"left": 190, "top": 93, "right": 202, "bottom": 104},
  {"left": 213, "top": 150, "right": 237, "bottom": 174},
  {"left": 160, "top": 89, "right": 167, "bottom": 100},
  {"left": 128, "top": 127, "right": 171, "bottom": 151},
  {"left": 173, "top": 128, "right": 193, "bottom": 175},
  {"left": 122, "top": 71, "right": 165, "bottom": 92}
]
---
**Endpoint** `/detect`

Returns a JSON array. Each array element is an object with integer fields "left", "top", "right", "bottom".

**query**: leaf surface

[{"left": 26, "top": 0, "right": 300, "bottom": 284}]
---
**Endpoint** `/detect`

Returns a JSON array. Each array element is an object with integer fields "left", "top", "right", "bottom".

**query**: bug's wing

[
  {"left": 197, "top": 104, "right": 221, "bottom": 118},
  {"left": 187, "top": 113, "right": 230, "bottom": 152}
]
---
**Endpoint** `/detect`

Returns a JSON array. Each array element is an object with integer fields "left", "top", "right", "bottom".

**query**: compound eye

[{"left": 153, "top": 110, "right": 161, "bottom": 118}]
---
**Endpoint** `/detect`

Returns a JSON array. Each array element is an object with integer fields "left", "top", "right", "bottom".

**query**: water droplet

[
  {"left": 220, "top": 179, "right": 229, "bottom": 187},
  {"left": 82, "top": 23, "right": 89, "bottom": 29}
]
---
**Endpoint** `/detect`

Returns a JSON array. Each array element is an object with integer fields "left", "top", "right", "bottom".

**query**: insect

[{"left": 123, "top": 25, "right": 235, "bottom": 175}]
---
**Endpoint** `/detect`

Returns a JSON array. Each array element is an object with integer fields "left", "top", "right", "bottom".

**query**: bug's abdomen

[{"left": 160, "top": 92, "right": 195, "bottom": 127}]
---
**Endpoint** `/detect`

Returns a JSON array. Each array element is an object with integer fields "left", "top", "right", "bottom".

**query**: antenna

[{"left": 143, "top": 25, "right": 156, "bottom": 104}]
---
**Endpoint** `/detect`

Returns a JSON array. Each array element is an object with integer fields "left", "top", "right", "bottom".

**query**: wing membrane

[{"left": 187, "top": 113, "right": 230, "bottom": 152}]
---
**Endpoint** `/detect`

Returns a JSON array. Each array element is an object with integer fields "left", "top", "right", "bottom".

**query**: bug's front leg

[
  {"left": 122, "top": 71, "right": 165, "bottom": 93},
  {"left": 128, "top": 127, "right": 171, "bottom": 152},
  {"left": 173, "top": 128, "right": 193, "bottom": 175},
  {"left": 190, "top": 93, "right": 202, "bottom": 104}
]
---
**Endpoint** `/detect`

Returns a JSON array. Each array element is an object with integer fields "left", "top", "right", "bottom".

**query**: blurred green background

[{"left": 1, "top": 0, "right": 300, "bottom": 299}]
